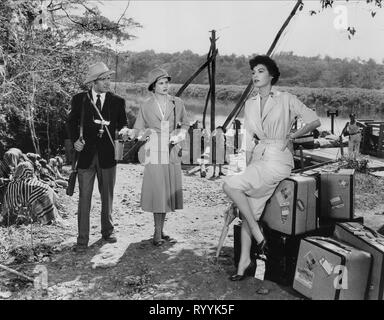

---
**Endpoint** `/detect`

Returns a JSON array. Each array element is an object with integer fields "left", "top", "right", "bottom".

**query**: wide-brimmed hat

[
  {"left": 147, "top": 68, "right": 171, "bottom": 91},
  {"left": 83, "top": 62, "right": 115, "bottom": 85}
]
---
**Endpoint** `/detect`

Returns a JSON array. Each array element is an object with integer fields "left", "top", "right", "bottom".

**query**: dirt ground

[{"left": 1, "top": 163, "right": 384, "bottom": 300}]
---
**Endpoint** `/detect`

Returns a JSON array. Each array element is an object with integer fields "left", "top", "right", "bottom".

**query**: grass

[{"left": 355, "top": 173, "right": 384, "bottom": 211}]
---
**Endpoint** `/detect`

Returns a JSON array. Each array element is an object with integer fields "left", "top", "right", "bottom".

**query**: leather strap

[
  {"left": 86, "top": 92, "right": 115, "bottom": 151},
  {"left": 172, "top": 99, "right": 176, "bottom": 131}
]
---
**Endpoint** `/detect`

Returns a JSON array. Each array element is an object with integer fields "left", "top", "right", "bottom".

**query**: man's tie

[{"left": 96, "top": 94, "right": 101, "bottom": 111}]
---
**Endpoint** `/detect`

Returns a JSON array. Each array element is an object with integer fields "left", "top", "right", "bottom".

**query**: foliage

[
  {"left": 0, "top": 0, "right": 141, "bottom": 157},
  {"left": 109, "top": 50, "right": 384, "bottom": 90},
  {"left": 0, "top": 0, "right": 383, "bottom": 157},
  {"left": 340, "top": 158, "right": 369, "bottom": 173}
]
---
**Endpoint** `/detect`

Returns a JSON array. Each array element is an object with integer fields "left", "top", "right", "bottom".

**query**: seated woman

[
  {"left": 222, "top": 55, "right": 321, "bottom": 281},
  {"left": 2, "top": 161, "right": 59, "bottom": 225}
]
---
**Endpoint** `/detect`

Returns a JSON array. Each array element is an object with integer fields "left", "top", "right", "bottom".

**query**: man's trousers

[{"left": 77, "top": 154, "right": 116, "bottom": 246}]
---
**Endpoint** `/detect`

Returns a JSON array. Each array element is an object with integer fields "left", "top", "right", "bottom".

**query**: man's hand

[
  {"left": 74, "top": 138, "right": 85, "bottom": 152},
  {"left": 119, "top": 128, "right": 135, "bottom": 141}
]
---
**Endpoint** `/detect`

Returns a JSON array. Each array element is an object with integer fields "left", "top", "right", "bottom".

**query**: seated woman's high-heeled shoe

[
  {"left": 256, "top": 239, "right": 269, "bottom": 259},
  {"left": 256, "top": 222, "right": 269, "bottom": 258},
  {"left": 229, "top": 260, "right": 256, "bottom": 281}
]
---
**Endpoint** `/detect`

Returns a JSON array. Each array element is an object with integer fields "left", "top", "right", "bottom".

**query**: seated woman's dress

[{"left": 224, "top": 89, "right": 319, "bottom": 220}]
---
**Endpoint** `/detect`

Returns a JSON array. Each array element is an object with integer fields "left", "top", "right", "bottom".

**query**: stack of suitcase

[
  {"left": 233, "top": 165, "right": 384, "bottom": 299},
  {"left": 333, "top": 222, "right": 384, "bottom": 300},
  {"left": 293, "top": 235, "right": 372, "bottom": 300},
  {"left": 233, "top": 223, "right": 334, "bottom": 286},
  {"left": 292, "top": 222, "right": 384, "bottom": 300}
]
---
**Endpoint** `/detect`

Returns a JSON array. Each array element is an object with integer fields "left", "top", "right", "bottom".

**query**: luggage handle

[
  {"left": 345, "top": 222, "right": 380, "bottom": 238},
  {"left": 361, "top": 225, "right": 380, "bottom": 238},
  {"left": 309, "top": 236, "right": 351, "bottom": 253}
]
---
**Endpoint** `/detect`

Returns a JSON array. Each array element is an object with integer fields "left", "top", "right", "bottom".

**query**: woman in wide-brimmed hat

[{"left": 132, "top": 67, "right": 190, "bottom": 246}]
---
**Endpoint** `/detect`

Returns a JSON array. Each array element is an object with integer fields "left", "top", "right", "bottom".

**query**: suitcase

[
  {"left": 233, "top": 223, "right": 334, "bottom": 286},
  {"left": 264, "top": 228, "right": 302, "bottom": 286},
  {"left": 334, "top": 222, "right": 384, "bottom": 300},
  {"left": 293, "top": 236, "right": 372, "bottom": 300},
  {"left": 261, "top": 174, "right": 319, "bottom": 235},
  {"left": 320, "top": 169, "right": 355, "bottom": 221}
]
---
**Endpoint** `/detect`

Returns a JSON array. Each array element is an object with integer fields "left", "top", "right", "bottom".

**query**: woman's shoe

[
  {"left": 162, "top": 233, "right": 177, "bottom": 243},
  {"left": 256, "top": 223, "right": 269, "bottom": 258},
  {"left": 256, "top": 239, "right": 269, "bottom": 259},
  {"left": 152, "top": 239, "right": 165, "bottom": 247},
  {"left": 229, "top": 260, "right": 256, "bottom": 281}
]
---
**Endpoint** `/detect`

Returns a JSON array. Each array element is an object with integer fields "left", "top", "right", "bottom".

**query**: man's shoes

[
  {"left": 102, "top": 234, "right": 117, "bottom": 243},
  {"left": 74, "top": 244, "right": 87, "bottom": 254}
]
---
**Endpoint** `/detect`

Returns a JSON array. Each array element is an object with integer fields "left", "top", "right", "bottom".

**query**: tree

[{"left": 0, "top": 0, "right": 141, "bottom": 156}]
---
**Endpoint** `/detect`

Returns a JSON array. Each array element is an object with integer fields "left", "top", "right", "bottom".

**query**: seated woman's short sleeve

[{"left": 289, "top": 94, "right": 319, "bottom": 124}]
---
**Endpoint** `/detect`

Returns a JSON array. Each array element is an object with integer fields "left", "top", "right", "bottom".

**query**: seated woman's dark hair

[{"left": 249, "top": 55, "right": 280, "bottom": 85}]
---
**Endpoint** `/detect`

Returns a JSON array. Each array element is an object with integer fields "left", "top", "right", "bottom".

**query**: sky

[{"left": 96, "top": 0, "right": 384, "bottom": 62}]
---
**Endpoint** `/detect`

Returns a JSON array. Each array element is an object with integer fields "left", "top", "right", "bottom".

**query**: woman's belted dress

[
  {"left": 224, "top": 89, "right": 319, "bottom": 220},
  {"left": 134, "top": 95, "right": 190, "bottom": 213}
]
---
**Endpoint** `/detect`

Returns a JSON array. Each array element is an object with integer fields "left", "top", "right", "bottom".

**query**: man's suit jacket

[{"left": 67, "top": 90, "right": 128, "bottom": 169}]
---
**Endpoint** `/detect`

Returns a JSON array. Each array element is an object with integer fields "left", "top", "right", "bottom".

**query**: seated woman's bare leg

[
  {"left": 238, "top": 220, "right": 253, "bottom": 274},
  {"left": 223, "top": 183, "right": 264, "bottom": 244}
]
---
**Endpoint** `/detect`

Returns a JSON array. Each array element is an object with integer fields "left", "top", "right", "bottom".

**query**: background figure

[
  {"left": 66, "top": 62, "right": 129, "bottom": 253},
  {"left": 38, "top": 159, "right": 57, "bottom": 188},
  {"left": 2, "top": 161, "right": 58, "bottom": 225},
  {"left": 55, "top": 156, "right": 64, "bottom": 173},
  {"left": 222, "top": 55, "right": 321, "bottom": 281},
  {"left": 3, "top": 148, "right": 28, "bottom": 176},
  {"left": 132, "top": 68, "right": 190, "bottom": 246},
  {"left": 191, "top": 120, "right": 210, "bottom": 178},
  {"left": 341, "top": 113, "right": 363, "bottom": 160},
  {"left": 0, "top": 148, "right": 28, "bottom": 208},
  {"left": 211, "top": 126, "right": 226, "bottom": 179},
  {"left": 49, "top": 158, "right": 68, "bottom": 188}
]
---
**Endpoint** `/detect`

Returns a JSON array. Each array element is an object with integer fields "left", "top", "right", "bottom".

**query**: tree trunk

[
  {"left": 46, "top": 109, "right": 50, "bottom": 158},
  {"left": 28, "top": 78, "right": 40, "bottom": 154}
]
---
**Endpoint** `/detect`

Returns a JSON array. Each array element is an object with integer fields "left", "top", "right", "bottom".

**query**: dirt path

[{"left": 1, "top": 163, "right": 384, "bottom": 300}]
